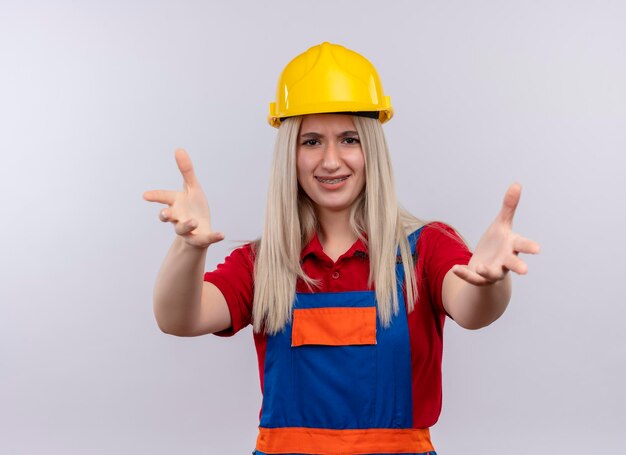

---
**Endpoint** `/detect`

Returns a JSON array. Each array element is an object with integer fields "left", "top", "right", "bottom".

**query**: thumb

[{"left": 497, "top": 183, "right": 522, "bottom": 225}]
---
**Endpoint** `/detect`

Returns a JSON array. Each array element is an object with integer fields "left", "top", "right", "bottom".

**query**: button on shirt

[{"left": 297, "top": 233, "right": 370, "bottom": 294}]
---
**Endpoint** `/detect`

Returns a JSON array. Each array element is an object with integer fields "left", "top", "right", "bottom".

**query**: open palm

[
  {"left": 143, "top": 149, "right": 224, "bottom": 249},
  {"left": 453, "top": 183, "right": 540, "bottom": 286}
]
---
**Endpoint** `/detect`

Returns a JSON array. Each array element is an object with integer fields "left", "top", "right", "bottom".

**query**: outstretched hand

[
  {"left": 143, "top": 149, "right": 224, "bottom": 249},
  {"left": 452, "top": 183, "right": 540, "bottom": 286}
]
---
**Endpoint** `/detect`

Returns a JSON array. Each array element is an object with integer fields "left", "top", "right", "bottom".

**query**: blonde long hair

[{"left": 252, "top": 116, "right": 424, "bottom": 334}]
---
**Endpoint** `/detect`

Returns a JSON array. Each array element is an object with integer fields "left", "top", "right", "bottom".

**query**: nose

[{"left": 321, "top": 142, "right": 340, "bottom": 172}]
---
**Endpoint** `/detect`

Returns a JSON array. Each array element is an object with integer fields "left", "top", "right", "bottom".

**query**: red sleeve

[
  {"left": 203, "top": 243, "right": 255, "bottom": 337},
  {"left": 416, "top": 222, "right": 473, "bottom": 317}
]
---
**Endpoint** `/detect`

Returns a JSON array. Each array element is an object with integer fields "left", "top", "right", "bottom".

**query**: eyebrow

[{"left": 300, "top": 130, "right": 359, "bottom": 139}]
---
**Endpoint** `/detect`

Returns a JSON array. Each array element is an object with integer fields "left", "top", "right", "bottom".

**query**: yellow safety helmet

[{"left": 268, "top": 42, "right": 393, "bottom": 128}]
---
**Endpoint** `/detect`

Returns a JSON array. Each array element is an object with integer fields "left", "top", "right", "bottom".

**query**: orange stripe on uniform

[
  {"left": 256, "top": 427, "right": 434, "bottom": 454},
  {"left": 291, "top": 307, "right": 376, "bottom": 347}
]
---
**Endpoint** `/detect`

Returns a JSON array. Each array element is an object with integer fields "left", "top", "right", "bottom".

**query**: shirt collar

[{"left": 300, "top": 231, "right": 369, "bottom": 262}]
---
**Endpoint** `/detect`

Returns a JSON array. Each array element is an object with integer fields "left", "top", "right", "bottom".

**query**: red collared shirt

[{"left": 204, "top": 222, "right": 472, "bottom": 428}]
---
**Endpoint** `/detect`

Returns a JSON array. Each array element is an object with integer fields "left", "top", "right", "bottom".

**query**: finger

[
  {"left": 513, "top": 236, "right": 541, "bottom": 255},
  {"left": 159, "top": 208, "right": 170, "bottom": 222},
  {"left": 174, "top": 219, "right": 198, "bottom": 236},
  {"left": 503, "top": 255, "right": 528, "bottom": 275},
  {"left": 185, "top": 231, "right": 226, "bottom": 249},
  {"left": 143, "top": 189, "right": 177, "bottom": 205},
  {"left": 205, "top": 232, "right": 225, "bottom": 245},
  {"left": 175, "top": 148, "right": 199, "bottom": 189},
  {"left": 497, "top": 183, "right": 522, "bottom": 226},
  {"left": 475, "top": 263, "right": 506, "bottom": 282},
  {"left": 158, "top": 208, "right": 180, "bottom": 223},
  {"left": 452, "top": 265, "right": 494, "bottom": 286}
]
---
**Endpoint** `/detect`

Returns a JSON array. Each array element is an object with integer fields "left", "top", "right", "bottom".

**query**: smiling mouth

[{"left": 315, "top": 176, "right": 350, "bottom": 184}]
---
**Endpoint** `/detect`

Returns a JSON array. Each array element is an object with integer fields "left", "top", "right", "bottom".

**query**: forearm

[
  {"left": 153, "top": 236, "right": 208, "bottom": 334},
  {"left": 443, "top": 271, "right": 512, "bottom": 330}
]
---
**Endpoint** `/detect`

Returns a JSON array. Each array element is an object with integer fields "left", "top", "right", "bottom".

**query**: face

[{"left": 296, "top": 114, "right": 366, "bottom": 217}]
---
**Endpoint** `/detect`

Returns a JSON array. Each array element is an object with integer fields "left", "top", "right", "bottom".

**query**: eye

[
  {"left": 302, "top": 139, "right": 320, "bottom": 146},
  {"left": 342, "top": 137, "right": 360, "bottom": 144}
]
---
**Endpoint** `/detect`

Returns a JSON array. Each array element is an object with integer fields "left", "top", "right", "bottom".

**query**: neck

[{"left": 316, "top": 208, "right": 357, "bottom": 261}]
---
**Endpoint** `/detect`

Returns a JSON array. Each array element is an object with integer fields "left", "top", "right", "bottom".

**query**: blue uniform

[{"left": 253, "top": 229, "right": 437, "bottom": 455}]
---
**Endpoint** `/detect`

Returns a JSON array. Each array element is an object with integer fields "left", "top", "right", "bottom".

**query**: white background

[{"left": 1, "top": 1, "right": 625, "bottom": 453}]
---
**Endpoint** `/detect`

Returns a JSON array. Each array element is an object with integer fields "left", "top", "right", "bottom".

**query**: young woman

[{"left": 144, "top": 42, "right": 540, "bottom": 455}]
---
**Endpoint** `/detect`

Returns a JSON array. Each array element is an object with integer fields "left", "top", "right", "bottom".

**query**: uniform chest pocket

[
  {"left": 291, "top": 305, "right": 378, "bottom": 429},
  {"left": 292, "top": 307, "right": 377, "bottom": 347}
]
